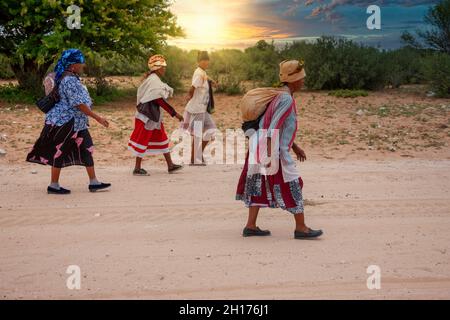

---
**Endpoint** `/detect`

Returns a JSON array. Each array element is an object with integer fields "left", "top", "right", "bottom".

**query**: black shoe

[
  {"left": 47, "top": 186, "right": 71, "bottom": 195},
  {"left": 243, "top": 227, "right": 271, "bottom": 237},
  {"left": 168, "top": 164, "right": 183, "bottom": 174},
  {"left": 89, "top": 183, "right": 111, "bottom": 193},
  {"left": 294, "top": 228, "right": 323, "bottom": 240},
  {"left": 133, "top": 168, "right": 149, "bottom": 176}
]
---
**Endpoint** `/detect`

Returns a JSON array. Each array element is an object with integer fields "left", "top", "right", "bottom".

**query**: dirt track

[{"left": 1, "top": 159, "right": 449, "bottom": 299}]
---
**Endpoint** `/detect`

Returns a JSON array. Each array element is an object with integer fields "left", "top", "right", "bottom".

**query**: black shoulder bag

[
  {"left": 36, "top": 72, "right": 71, "bottom": 114},
  {"left": 207, "top": 79, "right": 215, "bottom": 114}
]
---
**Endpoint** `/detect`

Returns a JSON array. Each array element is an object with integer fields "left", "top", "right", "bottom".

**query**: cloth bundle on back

[
  {"left": 235, "top": 58, "right": 324, "bottom": 240},
  {"left": 239, "top": 87, "right": 291, "bottom": 122}
]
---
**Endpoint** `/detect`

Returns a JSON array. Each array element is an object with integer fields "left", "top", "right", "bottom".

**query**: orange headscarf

[{"left": 148, "top": 54, "right": 167, "bottom": 71}]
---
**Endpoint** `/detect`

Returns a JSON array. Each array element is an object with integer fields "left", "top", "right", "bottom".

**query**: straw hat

[
  {"left": 279, "top": 59, "right": 306, "bottom": 83},
  {"left": 148, "top": 54, "right": 167, "bottom": 71}
]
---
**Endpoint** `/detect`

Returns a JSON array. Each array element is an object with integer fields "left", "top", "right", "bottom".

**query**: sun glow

[
  {"left": 170, "top": 1, "right": 231, "bottom": 49},
  {"left": 169, "top": 0, "right": 262, "bottom": 50},
  {"left": 169, "top": 0, "right": 298, "bottom": 50}
]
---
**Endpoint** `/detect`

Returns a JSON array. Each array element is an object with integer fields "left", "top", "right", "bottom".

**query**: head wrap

[
  {"left": 148, "top": 54, "right": 167, "bottom": 72},
  {"left": 279, "top": 59, "right": 306, "bottom": 83},
  {"left": 54, "top": 49, "right": 85, "bottom": 82},
  {"left": 197, "top": 51, "right": 210, "bottom": 62}
]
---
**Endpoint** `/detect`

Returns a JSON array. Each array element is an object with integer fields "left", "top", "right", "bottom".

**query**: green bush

[
  {"left": 215, "top": 74, "right": 244, "bottom": 95},
  {"left": 0, "top": 55, "right": 14, "bottom": 79},
  {"left": 243, "top": 40, "right": 281, "bottom": 87},
  {"left": 210, "top": 49, "right": 247, "bottom": 95},
  {"left": 422, "top": 52, "right": 450, "bottom": 97},
  {"left": 0, "top": 84, "right": 37, "bottom": 104},
  {"left": 87, "top": 86, "right": 136, "bottom": 105},
  {"left": 382, "top": 47, "right": 426, "bottom": 87},
  {"left": 302, "top": 37, "right": 384, "bottom": 90},
  {"left": 160, "top": 46, "right": 196, "bottom": 92},
  {"left": 328, "top": 89, "right": 369, "bottom": 98}
]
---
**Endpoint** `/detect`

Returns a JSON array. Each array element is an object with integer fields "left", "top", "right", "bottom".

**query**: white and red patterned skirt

[{"left": 128, "top": 119, "right": 170, "bottom": 157}]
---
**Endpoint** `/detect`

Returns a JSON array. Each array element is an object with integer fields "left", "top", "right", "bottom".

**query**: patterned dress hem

[{"left": 235, "top": 173, "right": 305, "bottom": 215}]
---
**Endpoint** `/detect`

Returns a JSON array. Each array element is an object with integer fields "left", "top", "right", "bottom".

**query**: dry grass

[{"left": 0, "top": 79, "right": 449, "bottom": 166}]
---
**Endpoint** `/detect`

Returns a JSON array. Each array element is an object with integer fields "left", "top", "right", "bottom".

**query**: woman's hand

[
  {"left": 210, "top": 80, "right": 218, "bottom": 89},
  {"left": 293, "top": 144, "right": 307, "bottom": 162},
  {"left": 175, "top": 113, "right": 184, "bottom": 122},
  {"left": 77, "top": 104, "right": 109, "bottom": 128},
  {"left": 96, "top": 116, "right": 109, "bottom": 128}
]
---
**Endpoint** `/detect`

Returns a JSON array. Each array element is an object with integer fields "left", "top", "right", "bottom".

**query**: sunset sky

[{"left": 168, "top": 0, "right": 438, "bottom": 50}]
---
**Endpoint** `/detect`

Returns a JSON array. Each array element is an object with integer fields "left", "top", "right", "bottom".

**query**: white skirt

[{"left": 180, "top": 111, "right": 217, "bottom": 140}]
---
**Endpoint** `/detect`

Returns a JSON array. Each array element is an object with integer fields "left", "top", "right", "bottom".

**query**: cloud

[
  {"left": 283, "top": 0, "right": 436, "bottom": 22},
  {"left": 170, "top": 0, "right": 435, "bottom": 50}
]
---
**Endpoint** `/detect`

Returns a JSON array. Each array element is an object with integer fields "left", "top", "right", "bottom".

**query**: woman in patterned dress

[
  {"left": 236, "top": 60, "right": 323, "bottom": 240},
  {"left": 27, "top": 49, "right": 111, "bottom": 195}
]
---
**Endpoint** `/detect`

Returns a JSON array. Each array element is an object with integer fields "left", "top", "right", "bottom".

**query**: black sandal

[
  {"left": 168, "top": 165, "right": 183, "bottom": 174},
  {"left": 243, "top": 227, "right": 271, "bottom": 237},
  {"left": 189, "top": 162, "right": 207, "bottom": 167},
  {"left": 133, "top": 168, "right": 149, "bottom": 176}
]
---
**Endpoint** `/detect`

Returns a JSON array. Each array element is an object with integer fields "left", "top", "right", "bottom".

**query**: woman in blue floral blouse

[{"left": 27, "top": 49, "right": 111, "bottom": 195}]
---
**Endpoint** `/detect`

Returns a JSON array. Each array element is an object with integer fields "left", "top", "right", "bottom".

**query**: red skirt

[
  {"left": 128, "top": 119, "right": 170, "bottom": 157},
  {"left": 236, "top": 153, "right": 305, "bottom": 214}
]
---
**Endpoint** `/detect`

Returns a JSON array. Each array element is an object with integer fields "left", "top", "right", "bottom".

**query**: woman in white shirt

[{"left": 181, "top": 51, "right": 217, "bottom": 165}]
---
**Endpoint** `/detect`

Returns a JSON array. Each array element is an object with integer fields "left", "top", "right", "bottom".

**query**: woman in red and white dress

[{"left": 128, "top": 54, "right": 184, "bottom": 176}]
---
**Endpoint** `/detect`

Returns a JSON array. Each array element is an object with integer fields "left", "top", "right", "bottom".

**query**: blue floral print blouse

[{"left": 45, "top": 75, "right": 92, "bottom": 131}]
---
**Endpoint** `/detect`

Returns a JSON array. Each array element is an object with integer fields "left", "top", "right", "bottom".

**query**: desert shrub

[
  {"left": 0, "top": 84, "right": 36, "bottom": 104},
  {"left": 160, "top": 46, "right": 197, "bottom": 91},
  {"left": 303, "top": 37, "right": 384, "bottom": 90},
  {"left": 382, "top": 47, "right": 426, "bottom": 87},
  {"left": 87, "top": 86, "right": 136, "bottom": 105},
  {"left": 215, "top": 74, "right": 244, "bottom": 95},
  {"left": 280, "top": 41, "right": 314, "bottom": 62},
  {"left": 209, "top": 49, "right": 247, "bottom": 95},
  {"left": 243, "top": 40, "right": 281, "bottom": 87},
  {"left": 422, "top": 52, "right": 450, "bottom": 97},
  {"left": 0, "top": 55, "right": 14, "bottom": 79},
  {"left": 329, "top": 89, "right": 369, "bottom": 98},
  {"left": 101, "top": 54, "right": 147, "bottom": 76}
]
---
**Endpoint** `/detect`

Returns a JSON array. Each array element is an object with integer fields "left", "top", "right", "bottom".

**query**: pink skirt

[
  {"left": 128, "top": 119, "right": 170, "bottom": 157},
  {"left": 236, "top": 153, "right": 305, "bottom": 214}
]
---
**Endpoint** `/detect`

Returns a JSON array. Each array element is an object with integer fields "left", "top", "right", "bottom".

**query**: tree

[
  {"left": 401, "top": 0, "right": 450, "bottom": 53},
  {"left": 244, "top": 40, "right": 281, "bottom": 87},
  {"left": 0, "top": 0, "right": 183, "bottom": 94}
]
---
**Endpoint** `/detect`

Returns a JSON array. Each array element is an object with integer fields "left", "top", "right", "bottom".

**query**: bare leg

[
  {"left": 294, "top": 213, "right": 309, "bottom": 233},
  {"left": 246, "top": 206, "right": 260, "bottom": 230},
  {"left": 135, "top": 157, "right": 142, "bottom": 171},
  {"left": 163, "top": 152, "right": 175, "bottom": 169},
  {"left": 201, "top": 140, "right": 209, "bottom": 162},
  {"left": 51, "top": 167, "right": 61, "bottom": 184},
  {"left": 85, "top": 166, "right": 96, "bottom": 180},
  {"left": 190, "top": 138, "right": 195, "bottom": 164}
]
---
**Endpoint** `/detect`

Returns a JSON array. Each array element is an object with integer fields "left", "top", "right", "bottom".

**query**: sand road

[{"left": 0, "top": 159, "right": 449, "bottom": 299}]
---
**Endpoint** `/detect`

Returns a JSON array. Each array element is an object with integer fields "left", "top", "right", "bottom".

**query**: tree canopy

[
  {"left": 0, "top": 0, "right": 183, "bottom": 92},
  {"left": 402, "top": 0, "right": 450, "bottom": 53}
]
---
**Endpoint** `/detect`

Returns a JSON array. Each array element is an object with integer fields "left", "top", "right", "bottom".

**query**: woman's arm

[
  {"left": 77, "top": 104, "right": 109, "bottom": 128},
  {"left": 185, "top": 86, "right": 195, "bottom": 103},
  {"left": 154, "top": 98, "right": 184, "bottom": 122}
]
